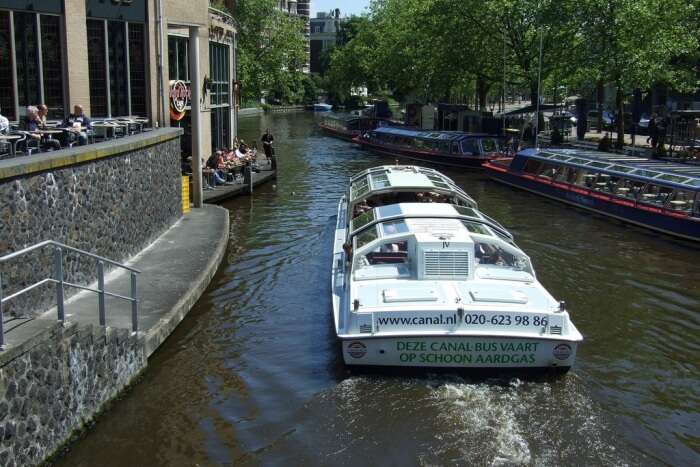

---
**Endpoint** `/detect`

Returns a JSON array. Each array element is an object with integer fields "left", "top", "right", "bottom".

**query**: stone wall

[
  {"left": 0, "top": 129, "right": 182, "bottom": 317},
  {"left": 0, "top": 323, "right": 146, "bottom": 466}
]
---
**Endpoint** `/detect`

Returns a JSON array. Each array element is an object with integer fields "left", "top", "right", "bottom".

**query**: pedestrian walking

[{"left": 647, "top": 113, "right": 658, "bottom": 149}]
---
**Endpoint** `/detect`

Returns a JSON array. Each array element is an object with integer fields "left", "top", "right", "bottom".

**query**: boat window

[
  {"left": 589, "top": 161, "right": 610, "bottom": 169},
  {"left": 351, "top": 177, "right": 370, "bottom": 200},
  {"left": 610, "top": 164, "right": 634, "bottom": 173},
  {"left": 666, "top": 190, "right": 693, "bottom": 213},
  {"left": 461, "top": 139, "right": 480, "bottom": 155},
  {"left": 440, "top": 142, "right": 450, "bottom": 153},
  {"left": 552, "top": 164, "right": 568, "bottom": 182},
  {"left": 381, "top": 220, "right": 409, "bottom": 235},
  {"left": 370, "top": 173, "right": 391, "bottom": 189},
  {"left": 351, "top": 208, "right": 375, "bottom": 231},
  {"left": 462, "top": 221, "right": 491, "bottom": 235},
  {"left": 594, "top": 175, "right": 622, "bottom": 194},
  {"left": 455, "top": 205, "right": 479, "bottom": 218},
  {"left": 639, "top": 184, "right": 673, "bottom": 207},
  {"left": 376, "top": 204, "right": 403, "bottom": 218},
  {"left": 657, "top": 173, "right": 691, "bottom": 184},
  {"left": 537, "top": 162, "right": 558, "bottom": 180},
  {"left": 480, "top": 138, "right": 499, "bottom": 153},
  {"left": 616, "top": 179, "right": 645, "bottom": 199},
  {"left": 569, "top": 158, "right": 589, "bottom": 165},
  {"left": 451, "top": 142, "right": 459, "bottom": 154},
  {"left": 565, "top": 166, "right": 579, "bottom": 184},
  {"left": 354, "top": 227, "right": 379, "bottom": 250},
  {"left": 474, "top": 240, "right": 532, "bottom": 274},
  {"left": 574, "top": 169, "right": 598, "bottom": 188},
  {"left": 359, "top": 241, "right": 409, "bottom": 267},
  {"left": 523, "top": 159, "right": 543, "bottom": 174}
]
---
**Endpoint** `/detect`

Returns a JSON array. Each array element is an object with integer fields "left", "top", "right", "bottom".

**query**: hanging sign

[{"left": 169, "top": 80, "right": 191, "bottom": 121}]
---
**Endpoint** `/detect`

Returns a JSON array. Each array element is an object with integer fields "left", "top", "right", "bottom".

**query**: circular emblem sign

[
  {"left": 552, "top": 343, "right": 572, "bottom": 361},
  {"left": 169, "top": 80, "right": 191, "bottom": 121},
  {"left": 347, "top": 341, "right": 367, "bottom": 359}
]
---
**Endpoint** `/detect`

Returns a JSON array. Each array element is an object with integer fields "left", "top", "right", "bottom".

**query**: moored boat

[
  {"left": 318, "top": 114, "right": 391, "bottom": 142},
  {"left": 353, "top": 126, "right": 505, "bottom": 168},
  {"left": 331, "top": 165, "right": 583, "bottom": 370},
  {"left": 483, "top": 148, "right": 700, "bottom": 241},
  {"left": 314, "top": 103, "right": 333, "bottom": 112}
]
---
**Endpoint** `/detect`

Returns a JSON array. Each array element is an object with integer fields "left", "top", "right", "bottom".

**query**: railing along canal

[{"left": 0, "top": 240, "right": 140, "bottom": 348}]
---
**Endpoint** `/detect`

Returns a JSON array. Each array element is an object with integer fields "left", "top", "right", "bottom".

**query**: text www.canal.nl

[{"left": 376, "top": 314, "right": 457, "bottom": 326}]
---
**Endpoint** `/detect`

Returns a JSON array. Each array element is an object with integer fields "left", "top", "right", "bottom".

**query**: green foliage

[
  {"left": 322, "top": 0, "right": 699, "bottom": 111},
  {"left": 236, "top": 0, "right": 307, "bottom": 104}
]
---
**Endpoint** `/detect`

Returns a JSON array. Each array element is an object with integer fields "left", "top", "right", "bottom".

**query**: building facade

[
  {"left": 0, "top": 0, "right": 238, "bottom": 158},
  {"left": 309, "top": 9, "right": 343, "bottom": 74},
  {"left": 277, "top": 0, "right": 309, "bottom": 73}
]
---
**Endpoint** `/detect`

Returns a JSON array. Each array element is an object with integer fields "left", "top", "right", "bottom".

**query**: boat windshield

[
  {"left": 352, "top": 191, "right": 468, "bottom": 219},
  {"left": 473, "top": 236, "right": 532, "bottom": 274}
]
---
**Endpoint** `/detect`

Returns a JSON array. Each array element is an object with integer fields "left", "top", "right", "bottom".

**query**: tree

[
  {"left": 573, "top": 0, "right": 699, "bottom": 147},
  {"left": 236, "top": 0, "right": 307, "bottom": 104}
]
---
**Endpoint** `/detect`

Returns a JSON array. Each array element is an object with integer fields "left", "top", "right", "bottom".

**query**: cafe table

[{"left": 0, "top": 134, "right": 23, "bottom": 157}]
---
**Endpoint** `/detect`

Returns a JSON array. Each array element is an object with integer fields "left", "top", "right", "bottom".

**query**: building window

[
  {"left": 0, "top": 11, "right": 14, "bottom": 120},
  {"left": 0, "top": 10, "right": 66, "bottom": 121},
  {"left": 129, "top": 23, "right": 146, "bottom": 116},
  {"left": 88, "top": 19, "right": 147, "bottom": 118},
  {"left": 14, "top": 12, "right": 40, "bottom": 113},
  {"left": 168, "top": 36, "right": 189, "bottom": 82},
  {"left": 40, "top": 15, "right": 64, "bottom": 119},
  {"left": 108, "top": 21, "right": 129, "bottom": 117},
  {"left": 209, "top": 42, "right": 230, "bottom": 152},
  {"left": 87, "top": 19, "right": 108, "bottom": 117}
]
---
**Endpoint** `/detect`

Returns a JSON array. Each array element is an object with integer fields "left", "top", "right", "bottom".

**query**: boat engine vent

[{"left": 421, "top": 250, "right": 469, "bottom": 279}]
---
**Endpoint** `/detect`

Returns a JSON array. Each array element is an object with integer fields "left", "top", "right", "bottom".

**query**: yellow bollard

[{"left": 181, "top": 175, "right": 191, "bottom": 213}]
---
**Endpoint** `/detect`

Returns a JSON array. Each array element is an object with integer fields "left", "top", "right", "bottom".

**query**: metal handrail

[{"left": 0, "top": 240, "right": 141, "bottom": 349}]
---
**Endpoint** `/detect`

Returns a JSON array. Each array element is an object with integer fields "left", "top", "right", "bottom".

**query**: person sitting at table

[
  {"left": 22, "top": 106, "right": 61, "bottom": 151},
  {"left": 0, "top": 105, "right": 9, "bottom": 135},
  {"left": 61, "top": 104, "right": 91, "bottom": 146},
  {"left": 37, "top": 104, "right": 50, "bottom": 129}
]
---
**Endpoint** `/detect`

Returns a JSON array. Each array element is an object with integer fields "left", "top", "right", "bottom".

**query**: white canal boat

[{"left": 331, "top": 165, "right": 583, "bottom": 370}]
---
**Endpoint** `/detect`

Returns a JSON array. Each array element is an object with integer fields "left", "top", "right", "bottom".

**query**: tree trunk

[
  {"left": 616, "top": 84, "right": 624, "bottom": 149},
  {"left": 530, "top": 82, "right": 538, "bottom": 107},
  {"left": 477, "top": 77, "right": 489, "bottom": 111},
  {"left": 596, "top": 79, "right": 604, "bottom": 133}
]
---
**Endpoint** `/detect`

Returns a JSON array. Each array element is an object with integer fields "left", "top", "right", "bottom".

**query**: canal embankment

[{"left": 0, "top": 130, "right": 229, "bottom": 466}]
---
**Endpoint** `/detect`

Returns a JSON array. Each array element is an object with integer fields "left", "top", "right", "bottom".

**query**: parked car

[{"left": 587, "top": 110, "right": 614, "bottom": 130}]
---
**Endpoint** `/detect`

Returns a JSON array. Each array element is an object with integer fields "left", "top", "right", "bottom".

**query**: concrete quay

[{"left": 0, "top": 205, "right": 229, "bottom": 465}]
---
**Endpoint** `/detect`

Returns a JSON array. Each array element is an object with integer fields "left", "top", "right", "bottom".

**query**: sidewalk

[{"left": 2, "top": 205, "right": 229, "bottom": 358}]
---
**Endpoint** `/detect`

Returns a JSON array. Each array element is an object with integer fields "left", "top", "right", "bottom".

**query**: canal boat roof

[
  {"left": 371, "top": 126, "right": 497, "bottom": 142},
  {"left": 349, "top": 202, "right": 513, "bottom": 241},
  {"left": 521, "top": 148, "right": 700, "bottom": 190},
  {"left": 349, "top": 165, "right": 478, "bottom": 207}
]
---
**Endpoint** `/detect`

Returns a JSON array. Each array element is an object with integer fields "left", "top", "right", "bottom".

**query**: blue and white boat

[
  {"left": 313, "top": 103, "right": 333, "bottom": 112},
  {"left": 484, "top": 148, "right": 700, "bottom": 241}
]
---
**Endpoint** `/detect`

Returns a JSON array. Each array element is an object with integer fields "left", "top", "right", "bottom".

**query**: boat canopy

[
  {"left": 349, "top": 166, "right": 477, "bottom": 208},
  {"left": 351, "top": 213, "right": 533, "bottom": 279},
  {"left": 349, "top": 202, "right": 513, "bottom": 241},
  {"left": 524, "top": 149, "right": 700, "bottom": 190},
  {"left": 370, "top": 126, "right": 496, "bottom": 143}
]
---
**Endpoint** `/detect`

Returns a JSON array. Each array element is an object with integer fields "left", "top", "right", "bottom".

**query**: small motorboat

[
  {"left": 313, "top": 103, "right": 333, "bottom": 112},
  {"left": 331, "top": 165, "right": 583, "bottom": 370}
]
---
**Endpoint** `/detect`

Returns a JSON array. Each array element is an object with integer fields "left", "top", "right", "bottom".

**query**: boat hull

[
  {"left": 340, "top": 335, "right": 577, "bottom": 369},
  {"left": 485, "top": 162, "right": 700, "bottom": 242},
  {"left": 355, "top": 138, "right": 491, "bottom": 168},
  {"left": 319, "top": 124, "right": 357, "bottom": 142}
]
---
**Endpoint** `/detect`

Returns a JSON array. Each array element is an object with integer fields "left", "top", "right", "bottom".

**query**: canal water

[{"left": 57, "top": 113, "right": 699, "bottom": 466}]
